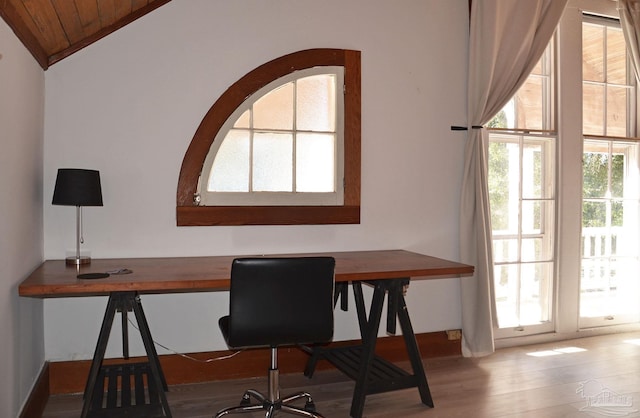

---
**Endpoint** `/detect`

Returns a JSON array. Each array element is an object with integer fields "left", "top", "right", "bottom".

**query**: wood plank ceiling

[{"left": 0, "top": 0, "right": 171, "bottom": 70}]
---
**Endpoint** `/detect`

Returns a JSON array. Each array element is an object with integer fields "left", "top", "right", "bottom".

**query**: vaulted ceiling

[{"left": 0, "top": 0, "right": 171, "bottom": 70}]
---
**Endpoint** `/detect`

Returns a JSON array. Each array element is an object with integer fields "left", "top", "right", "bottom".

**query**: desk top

[{"left": 18, "top": 250, "right": 474, "bottom": 298}]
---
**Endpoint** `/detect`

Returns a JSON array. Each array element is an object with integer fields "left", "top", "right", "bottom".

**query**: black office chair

[{"left": 215, "top": 257, "right": 335, "bottom": 418}]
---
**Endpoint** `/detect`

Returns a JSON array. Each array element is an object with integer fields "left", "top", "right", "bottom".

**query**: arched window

[
  {"left": 200, "top": 66, "right": 344, "bottom": 206},
  {"left": 177, "top": 49, "right": 361, "bottom": 226}
]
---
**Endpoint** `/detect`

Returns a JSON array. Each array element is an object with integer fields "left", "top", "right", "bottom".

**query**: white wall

[
  {"left": 43, "top": 0, "right": 469, "bottom": 360},
  {"left": 0, "top": 19, "right": 45, "bottom": 417}
]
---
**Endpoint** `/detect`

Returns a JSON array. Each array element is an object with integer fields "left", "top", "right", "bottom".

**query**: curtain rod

[{"left": 451, "top": 126, "right": 483, "bottom": 130}]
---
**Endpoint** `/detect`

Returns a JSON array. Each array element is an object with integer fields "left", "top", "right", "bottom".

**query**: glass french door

[
  {"left": 579, "top": 140, "right": 640, "bottom": 328},
  {"left": 489, "top": 132, "right": 556, "bottom": 337}
]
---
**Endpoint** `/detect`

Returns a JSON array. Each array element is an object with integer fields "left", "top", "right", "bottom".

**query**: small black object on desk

[
  {"left": 77, "top": 273, "right": 110, "bottom": 280},
  {"left": 77, "top": 268, "right": 133, "bottom": 280}
]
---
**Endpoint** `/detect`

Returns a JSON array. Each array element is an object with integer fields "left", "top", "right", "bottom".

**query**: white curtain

[
  {"left": 619, "top": 0, "right": 640, "bottom": 82},
  {"left": 460, "top": 0, "right": 568, "bottom": 357}
]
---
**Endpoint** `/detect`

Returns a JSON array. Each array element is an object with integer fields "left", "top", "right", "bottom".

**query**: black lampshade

[{"left": 52, "top": 169, "right": 103, "bottom": 207}]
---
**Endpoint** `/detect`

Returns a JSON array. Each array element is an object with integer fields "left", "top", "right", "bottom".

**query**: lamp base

[{"left": 66, "top": 256, "right": 91, "bottom": 266}]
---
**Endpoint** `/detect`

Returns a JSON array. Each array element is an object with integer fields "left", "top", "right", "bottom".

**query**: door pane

[
  {"left": 493, "top": 239, "right": 518, "bottom": 263},
  {"left": 580, "top": 242, "right": 640, "bottom": 319},
  {"left": 494, "top": 262, "right": 553, "bottom": 328},
  {"left": 522, "top": 201, "right": 554, "bottom": 262},
  {"left": 489, "top": 139, "right": 516, "bottom": 232}
]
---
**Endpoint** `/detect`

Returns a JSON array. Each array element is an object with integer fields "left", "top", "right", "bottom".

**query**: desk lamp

[{"left": 52, "top": 168, "right": 103, "bottom": 266}]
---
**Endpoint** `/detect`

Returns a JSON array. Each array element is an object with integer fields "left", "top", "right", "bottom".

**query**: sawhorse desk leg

[
  {"left": 305, "top": 279, "right": 434, "bottom": 418},
  {"left": 81, "top": 291, "right": 171, "bottom": 418}
]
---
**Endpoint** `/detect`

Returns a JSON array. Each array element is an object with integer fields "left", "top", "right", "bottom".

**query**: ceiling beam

[
  {"left": 48, "top": 0, "right": 171, "bottom": 67},
  {"left": 0, "top": 0, "right": 172, "bottom": 70},
  {"left": 0, "top": 0, "right": 49, "bottom": 69}
]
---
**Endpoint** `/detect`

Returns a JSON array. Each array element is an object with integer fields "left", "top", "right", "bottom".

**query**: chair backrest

[{"left": 226, "top": 257, "right": 335, "bottom": 348}]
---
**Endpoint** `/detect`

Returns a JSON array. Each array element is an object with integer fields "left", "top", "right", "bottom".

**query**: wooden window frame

[{"left": 176, "top": 48, "right": 361, "bottom": 226}]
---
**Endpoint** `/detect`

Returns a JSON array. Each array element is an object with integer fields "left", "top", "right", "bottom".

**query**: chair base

[{"left": 215, "top": 388, "right": 325, "bottom": 418}]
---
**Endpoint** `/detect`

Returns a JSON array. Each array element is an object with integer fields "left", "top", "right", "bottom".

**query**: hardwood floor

[{"left": 42, "top": 331, "right": 640, "bottom": 418}]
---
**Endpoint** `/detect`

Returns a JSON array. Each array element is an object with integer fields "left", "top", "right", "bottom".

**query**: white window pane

[
  {"left": 607, "top": 27, "right": 627, "bottom": 85},
  {"left": 523, "top": 202, "right": 554, "bottom": 262},
  {"left": 522, "top": 200, "right": 541, "bottom": 235},
  {"left": 521, "top": 238, "right": 541, "bottom": 262},
  {"left": 253, "top": 83, "right": 293, "bottom": 130},
  {"left": 606, "top": 86, "right": 628, "bottom": 137},
  {"left": 611, "top": 145, "right": 630, "bottom": 198},
  {"left": 494, "top": 263, "right": 519, "bottom": 328},
  {"left": 296, "top": 133, "right": 335, "bottom": 192},
  {"left": 583, "top": 150, "right": 609, "bottom": 199},
  {"left": 488, "top": 141, "right": 514, "bottom": 231},
  {"left": 581, "top": 256, "right": 640, "bottom": 318},
  {"left": 519, "top": 262, "right": 553, "bottom": 324},
  {"left": 583, "top": 83, "right": 604, "bottom": 135},
  {"left": 253, "top": 132, "right": 293, "bottom": 191},
  {"left": 516, "top": 77, "right": 543, "bottom": 130},
  {"left": 494, "top": 262, "right": 553, "bottom": 328},
  {"left": 209, "top": 130, "right": 250, "bottom": 192},
  {"left": 522, "top": 143, "right": 542, "bottom": 199},
  {"left": 583, "top": 23, "right": 604, "bottom": 83},
  {"left": 198, "top": 65, "right": 345, "bottom": 207},
  {"left": 493, "top": 239, "right": 518, "bottom": 263},
  {"left": 297, "top": 75, "right": 336, "bottom": 132},
  {"left": 234, "top": 110, "right": 250, "bottom": 128}
]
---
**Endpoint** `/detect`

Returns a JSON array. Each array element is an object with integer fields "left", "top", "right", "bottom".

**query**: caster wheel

[{"left": 304, "top": 401, "right": 316, "bottom": 412}]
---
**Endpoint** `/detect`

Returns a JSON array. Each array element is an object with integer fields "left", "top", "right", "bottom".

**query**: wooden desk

[
  {"left": 19, "top": 250, "right": 473, "bottom": 418},
  {"left": 19, "top": 250, "right": 472, "bottom": 297}
]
